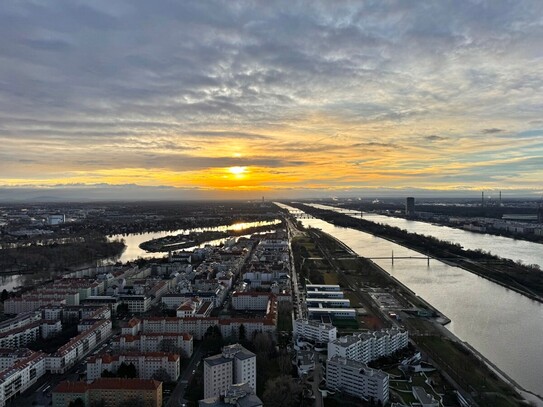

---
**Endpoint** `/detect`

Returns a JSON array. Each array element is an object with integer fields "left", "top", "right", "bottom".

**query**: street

[{"left": 166, "top": 342, "right": 205, "bottom": 407}]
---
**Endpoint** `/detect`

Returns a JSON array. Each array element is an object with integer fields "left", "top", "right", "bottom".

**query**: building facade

[
  {"left": 326, "top": 356, "right": 389, "bottom": 404},
  {"left": 328, "top": 328, "right": 408, "bottom": 364},
  {"left": 293, "top": 319, "right": 337, "bottom": 343},
  {"left": 203, "top": 344, "right": 256, "bottom": 399}
]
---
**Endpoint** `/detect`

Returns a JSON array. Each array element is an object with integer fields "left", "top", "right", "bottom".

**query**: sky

[{"left": 1, "top": 0, "right": 543, "bottom": 201}]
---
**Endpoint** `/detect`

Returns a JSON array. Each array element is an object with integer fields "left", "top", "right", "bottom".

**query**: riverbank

[
  {"left": 292, "top": 203, "right": 543, "bottom": 303},
  {"left": 295, "top": 222, "right": 530, "bottom": 407},
  {"left": 138, "top": 221, "right": 283, "bottom": 252}
]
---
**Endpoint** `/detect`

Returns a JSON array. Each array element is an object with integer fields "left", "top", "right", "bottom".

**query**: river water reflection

[
  {"left": 108, "top": 219, "right": 280, "bottom": 263},
  {"left": 314, "top": 203, "right": 543, "bottom": 268},
  {"left": 276, "top": 202, "right": 543, "bottom": 399}
]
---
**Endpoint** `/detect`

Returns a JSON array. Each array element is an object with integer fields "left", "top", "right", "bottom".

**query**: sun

[{"left": 228, "top": 166, "right": 247, "bottom": 176}]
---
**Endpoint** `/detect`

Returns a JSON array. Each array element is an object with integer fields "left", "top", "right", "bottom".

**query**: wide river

[
  {"left": 276, "top": 202, "right": 543, "bottom": 400},
  {"left": 317, "top": 204, "right": 543, "bottom": 267}
]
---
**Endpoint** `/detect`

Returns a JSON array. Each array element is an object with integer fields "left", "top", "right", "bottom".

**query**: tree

[
  {"left": 117, "top": 362, "right": 137, "bottom": 378},
  {"left": 68, "top": 398, "right": 85, "bottom": 407},
  {"left": 276, "top": 351, "right": 292, "bottom": 375},
  {"left": 0, "top": 289, "right": 9, "bottom": 302},
  {"left": 263, "top": 375, "right": 303, "bottom": 407},
  {"left": 159, "top": 338, "right": 177, "bottom": 353},
  {"left": 238, "top": 324, "right": 246, "bottom": 342},
  {"left": 101, "top": 369, "right": 115, "bottom": 378},
  {"left": 116, "top": 303, "right": 129, "bottom": 315},
  {"left": 152, "top": 368, "right": 172, "bottom": 383}
]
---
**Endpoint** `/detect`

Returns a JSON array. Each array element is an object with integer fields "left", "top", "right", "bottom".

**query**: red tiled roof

[
  {"left": 90, "top": 378, "right": 161, "bottom": 391},
  {"left": 53, "top": 381, "right": 89, "bottom": 394}
]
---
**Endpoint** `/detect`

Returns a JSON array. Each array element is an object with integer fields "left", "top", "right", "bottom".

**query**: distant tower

[
  {"left": 405, "top": 197, "right": 415, "bottom": 217},
  {"left": 499, "top": 191, "right": 502, "bottom": 207},
  {"left": 481, "top": 191, "right": 485, "bottom": 208}
]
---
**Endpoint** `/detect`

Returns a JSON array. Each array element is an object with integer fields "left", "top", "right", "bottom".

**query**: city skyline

[{"left": 1, "top": 1, "right": 543, "bottom": 200}]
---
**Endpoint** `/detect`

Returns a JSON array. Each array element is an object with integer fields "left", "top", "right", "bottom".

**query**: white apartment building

[
  {"left": 307, "top": 307, "right": 356, "bottom": 319},
  {"left": 0, "top": 322, "right": 40, "bottom": 349},
  {"left": 162, "top": 294, "right": 193, "bottom": 310},
  {"left": 328, "top": 328, "right": 408, "bottom": 364},
  {"left": 306, "top": 290, "right": 344, "bottom": 299},
  {"left": 142, "top": 315, "right": 276, "bottom": 341},
  {"left": 203, "top": 344, "right": 256, "bottom": 399},
  {"left": 306, "top": 284, "right": 341, "bottom": 292},
  {"left": 87, "top": 352, "right": 180, "bottom": 382},
  {"left": 121, "top": 318, "right": 142, "bottom": 336},
  {"left": 47, "top": 320, "right": 112, "bottom": 374},
  {"left": 231, "top": 292, "right": 272, "bottom": 311},
  {"left": 0, "top": 312, "right": 41, "bottom": 334},
  {"left": 4, "top": 297, "right": 67, "bottom": 314},
  {"left": 0, "top": 349, "right": 35, "bottom": 371},
  {"left": 40, "top": 320, "right": 62, "bottom": 339},
  {"left": 119, "top": 295, "right": 152, "bottom": 313},
  {"left": 306, "top": 298, "right": 351, "bottom": 308},
  {"left": 326, "top": 356, "right": 389, "bottom": 404},
  {"left": 114, "top": 333, "right": 193, "bottom": 358},
  {"left": 0, "top": 351, "right": 47, "bottom": 407},
  {"left": 293, "top": 319, "right": 337, "bottom": 343}
]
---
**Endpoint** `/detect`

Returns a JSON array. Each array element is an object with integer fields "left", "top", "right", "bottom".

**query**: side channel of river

[
  {"left": 0, "top": 220, "right": 281, "bottom": 292},
  {"left": 276, "top": 202, "right": 543, "bottom": 400},
  {"left": 108, "top": 219, "right": 280, "bottom": 263}
]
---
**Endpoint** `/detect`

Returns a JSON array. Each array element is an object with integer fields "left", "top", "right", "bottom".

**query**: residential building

[
  {"left": 199, "top": 382, "right": 263, "bottom": 407},
  {"left": 326, "top": 356, "right": 389, "bottom": 404},
  {"left": 47, "top": 319, "right": 112, "bottom": 374},
  {"left": 203, "top": 344, "right": 256, "bottom": 399},
  {"left": 87, "top": 352, "right": 180, "bottom": 382},
  {"left": 0, "top": 350, "right": 47, "bottom": 407},
  {"left": 231, "top": 292, "right": 272, "bottom": 311},
  {"left": 328, "top": 328, "right": 408, "bottom": 364},
  {"left": 293, "top": 319, "right": 337, "bottom": 343},
  {"left": 119, "top": 295, "right": 152, "bottom": 313},
  {"left": 114, "top": 333, "right": 193, "bottom": 357},
  {"left": 306, "top": 284, "right": 341, "bottom": 292},
  {"left": 53, "top": 378, "right": 162, "bottom": 407}
]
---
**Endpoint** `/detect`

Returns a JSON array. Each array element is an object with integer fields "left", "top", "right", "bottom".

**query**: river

[
  {"left": 0, "top": 220, "right": 280, "bottom": 292},
  {"left": 314, "top": 204, "right": 543, "bottom": 268},
  {"left": 276, "top": 202, "right": 543, "bottom": 400},
  {"left": 108, "top": 219, "right": 280, "bottom": 263}
]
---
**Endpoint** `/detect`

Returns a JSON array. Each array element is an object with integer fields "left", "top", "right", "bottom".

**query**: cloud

[
  {"left": 424, "top": 135, "right": 446, "bottom": 141},
  {"left": 481, "top": 128, "right": 504, "bottom": 134},
  {"left": 0, "top": 1, "right": 542, "bottom": 195}
]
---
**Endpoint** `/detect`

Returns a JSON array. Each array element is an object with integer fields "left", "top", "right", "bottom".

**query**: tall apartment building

[
  {"left": 203, "top": 344, "right": 256, "bottom": 399},
  {"left": 406, "top": 197, "right": 415, "bottom": 217},
  {"left": 293, "top": 319, "right": 337, "bottom": 343},
  {"left": 328, "top": 328, "right": 408, "bottom": 364},
  {"left": 326, "top": 356, "right": 389, "bottom": 404}
]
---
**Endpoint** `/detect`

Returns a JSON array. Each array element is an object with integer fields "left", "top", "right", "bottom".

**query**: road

[
  {"left": 285, "top": 215, "right": 305, "bottom": 319},
  {"left": 311, "top": 351, "right": 324, "bottom": 407},
  {"left": 166, "top": 342, "right": 205, "bottom": 407}
]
